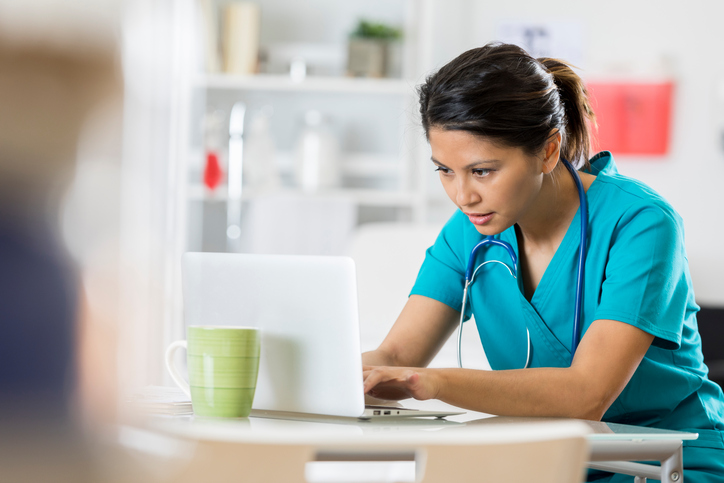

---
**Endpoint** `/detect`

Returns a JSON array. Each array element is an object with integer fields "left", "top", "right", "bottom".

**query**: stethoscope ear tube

[
  {"left": 465, "top": 237, "right": 519, "bottom": 282},
  {"left": 457, "top": 283, "right": 470, "bottom": 369}
]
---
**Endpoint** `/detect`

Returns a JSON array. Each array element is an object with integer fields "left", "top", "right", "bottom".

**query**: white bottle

[
  {"left": 294, "top": 110, "right": 340, "bottom": 192},
  {"left": 244, "top": 106, "right": 280, "bottom": 191}
]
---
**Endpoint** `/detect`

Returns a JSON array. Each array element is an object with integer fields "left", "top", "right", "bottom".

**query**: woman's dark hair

[{"left": 418, "top": 42, "right": 596, "bottom": 170}]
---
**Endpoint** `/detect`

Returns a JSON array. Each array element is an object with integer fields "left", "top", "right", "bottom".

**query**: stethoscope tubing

[
  {"left": 465, "top": 238, "right": 518, "bottom": 281},
  {"left": 457, "top": 158, "right": 588, "bottom": 369},
  {"left": 562, "top": 159, "right": 588, "bottom": 363}
]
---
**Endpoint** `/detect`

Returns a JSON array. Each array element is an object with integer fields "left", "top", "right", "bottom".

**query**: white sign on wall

[{"left": 496, "top": 20, "right": 585, "bottom": 67}]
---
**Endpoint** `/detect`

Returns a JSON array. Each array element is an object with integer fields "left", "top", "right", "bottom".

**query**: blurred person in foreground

[{"left": 0, "top": 1, "right": 124, "bottom": 481}]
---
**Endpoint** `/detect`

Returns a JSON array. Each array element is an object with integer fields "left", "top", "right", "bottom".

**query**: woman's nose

[{"left": 456, "top": 178, "right": 480, "bottom": 207}]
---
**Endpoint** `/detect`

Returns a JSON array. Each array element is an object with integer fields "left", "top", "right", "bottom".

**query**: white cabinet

[{"left": 183, "top": 0, "right": 443, "bottom": 254}]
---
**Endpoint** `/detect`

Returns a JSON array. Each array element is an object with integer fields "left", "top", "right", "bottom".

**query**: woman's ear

[{"left": 542, "top": 130, "right": 562, "bottom": 174}]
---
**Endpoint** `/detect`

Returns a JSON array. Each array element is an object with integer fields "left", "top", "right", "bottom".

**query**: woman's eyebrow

[{"left": 430, "top": 157, "right": 499, "bottom": 169}]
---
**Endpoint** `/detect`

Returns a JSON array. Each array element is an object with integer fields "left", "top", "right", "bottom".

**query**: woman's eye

[
  {"left": 473, "top": 169, "right": 491, "bottom": 177},
  {"left": 434, "top": 166, "right": 492, "bottom": 177}
]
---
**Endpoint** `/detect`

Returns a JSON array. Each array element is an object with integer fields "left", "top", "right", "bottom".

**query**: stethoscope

[{"left": 456, "top": 158, "right": 588, "bottom": 369}]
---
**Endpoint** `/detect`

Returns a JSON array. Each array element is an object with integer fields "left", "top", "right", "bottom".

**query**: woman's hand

[{"left": 362, "top": 365, "right": 441, "bottom": 401}]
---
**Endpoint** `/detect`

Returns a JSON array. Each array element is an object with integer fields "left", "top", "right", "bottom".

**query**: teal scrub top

[{"left": 410, "top": 152, "right": 724, "bottom": 461}]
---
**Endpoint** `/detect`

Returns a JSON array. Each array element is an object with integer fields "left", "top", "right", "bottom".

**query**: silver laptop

[{"left": 182, "top": 252, "right": 463, "bottom": 421}]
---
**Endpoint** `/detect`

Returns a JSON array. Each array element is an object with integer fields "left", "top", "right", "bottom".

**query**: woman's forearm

[
  {"left": 428, "top": 366, "right": 606, "bottom": 420},
  {"left": 362, "top": 348, "right": 398, "bottom": 367},
  {"left": 430, "top": 319, "right": 652, "bottom": 420}
]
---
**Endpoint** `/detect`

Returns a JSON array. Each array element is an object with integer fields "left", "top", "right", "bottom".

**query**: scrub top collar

[{"left": 586, "top": 150, "right": 617, "bottom": 177}]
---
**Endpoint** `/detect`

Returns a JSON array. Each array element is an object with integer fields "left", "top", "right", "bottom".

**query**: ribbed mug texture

[{"left": 187, "top": 326, "right": 260, "bottom": 417}]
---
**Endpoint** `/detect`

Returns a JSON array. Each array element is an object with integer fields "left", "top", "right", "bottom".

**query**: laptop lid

[{"left": 182, "top": 252, "right": 366, "bottom": 418}]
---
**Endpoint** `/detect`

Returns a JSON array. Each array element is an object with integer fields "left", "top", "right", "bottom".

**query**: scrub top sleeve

[
  {"left": 594, "top": 205, "right": 687, "bottom": 349},
  {"left": 409, "top": 213, "right": 470, "bottom": 317}
]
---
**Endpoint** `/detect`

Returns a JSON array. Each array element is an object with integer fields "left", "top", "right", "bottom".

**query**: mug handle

[{"left": 165, "top": 340, "right": 191, "bottom": 397}]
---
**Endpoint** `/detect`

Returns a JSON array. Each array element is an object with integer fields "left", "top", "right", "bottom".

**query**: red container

[
  {"left": 203, "top": 151, "right": 223, "bottom": 191},
  {"left": 587, "top": 81, "right": 674, "bottom": 156}
]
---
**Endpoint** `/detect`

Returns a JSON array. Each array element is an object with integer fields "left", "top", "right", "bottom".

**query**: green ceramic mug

[{"left": 165, "top": 326, "right": 261, "bottom": 418}]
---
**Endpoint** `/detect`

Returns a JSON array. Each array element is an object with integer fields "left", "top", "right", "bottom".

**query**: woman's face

[{"left": 428, "top": 128, "right": 550, "bottom": 236}]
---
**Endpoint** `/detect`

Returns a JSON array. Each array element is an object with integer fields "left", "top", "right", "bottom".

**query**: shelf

[
  {"left": 194, "top": 73, "right": 415, "bottom": 95},
  {"left": 188, "top": 152, "right": 403, "bottom": 177},
  {"left": 187, "top": 185, "right": 422, "bottom": 207}
]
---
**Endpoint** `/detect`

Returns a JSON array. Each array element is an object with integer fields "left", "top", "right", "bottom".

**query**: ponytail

[
  {"left": 419, "top": 42, "right": 597, "bottom": 171},
  {"left": 538, "top": 58, "right": 596, "bottom": 170}
]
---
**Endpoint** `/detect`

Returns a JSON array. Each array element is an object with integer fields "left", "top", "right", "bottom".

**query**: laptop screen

[{"left": 182, "top": 253, "right": 366, "bottom": 417}]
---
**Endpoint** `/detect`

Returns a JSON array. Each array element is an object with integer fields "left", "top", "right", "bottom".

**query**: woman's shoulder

[{"left": 589, "top": 153, "right": 683, "bottom": 228}]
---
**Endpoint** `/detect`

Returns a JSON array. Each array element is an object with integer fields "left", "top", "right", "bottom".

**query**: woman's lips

[{"left": 466, "top": 212, "right": 494, "bottom": 225}]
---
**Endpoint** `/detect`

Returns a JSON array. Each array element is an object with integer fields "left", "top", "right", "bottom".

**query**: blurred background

[
  {"left": 111, "top": 0, "right": 724, "bottom": 391},
  {"left": 2, "top": 2, "right": 724, "bottom": 474}
]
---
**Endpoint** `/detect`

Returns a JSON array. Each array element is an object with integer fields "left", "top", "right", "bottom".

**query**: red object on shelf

[
  {"left": 587, "top": 82, "right": 673, "bottom": 156},
  {"left": 203, "top": 151, "right": 223, "bottom": 190}
]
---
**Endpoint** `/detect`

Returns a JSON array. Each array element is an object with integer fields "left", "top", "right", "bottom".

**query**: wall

[{"left": 427, "top": 0, "right": 724, "bottom": 305}]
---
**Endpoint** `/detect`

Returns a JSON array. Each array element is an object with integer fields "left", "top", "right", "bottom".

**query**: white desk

[
  {"left": 462, "top": 417, "right": 696, "bottom": 483},
  {"left": 409, "top": 399, "right": 698, "bottom": 483},
  {"left": 149, "top": 408, "right": 698, "bottom": 483}
]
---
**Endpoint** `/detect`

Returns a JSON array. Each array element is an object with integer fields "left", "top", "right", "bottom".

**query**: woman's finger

[
  {"left": 363, "top": 366, "right": 401, "bottom": 392},
  {"left": 364, "top": 367, "right": 409, "bottom": 392},
  {"left": 362, "top": 367, "right": 384, "bottom": 393}
]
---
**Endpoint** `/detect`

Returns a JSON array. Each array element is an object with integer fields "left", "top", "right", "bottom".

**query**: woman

[{"left": 362, "top": 42, "right": 724, "bottom": 481}]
